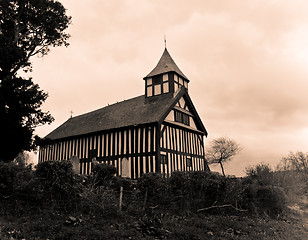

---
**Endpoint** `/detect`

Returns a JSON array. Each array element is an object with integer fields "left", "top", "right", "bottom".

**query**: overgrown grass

[{"left": 0, "top": 209, "right": 307, "bottom": 239}]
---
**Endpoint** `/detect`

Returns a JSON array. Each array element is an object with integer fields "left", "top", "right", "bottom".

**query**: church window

[
  {"left": 186, "top": 156, "right": 192, "bottom": 167},
  {"left": 152, "top": 75, "right": 162, "bottom": 85},
  {"left": 174, "top": 110, "right": 190, "bottom": 126},
  {"left": 174, "top": 83, "right": 178, "bottom": 92},
  {"left": 146, "top": 74, "right": 171, "bottom": 97},
  {"left": 147, "top": 86, "right": 152, "bottom": 97},
  {"left": 179, "top": 77, "right": 184, "bottom": 86},
  {"left": 147, "top": 78, "right": 152, "bottom": 85},
  {"left": 163, "top": 73, "right": 168, "bottom": 81},
  {"left": 184, "top": 81, "right": 188, "bottom": 88},
  {"left": 154, "top": 84, "right": 161, "bottom": 95},
  {"left": 163, "top": 82, "right": 169, "bottom": 93},
  {"left": 174, "top": 74, "right": 178, "bottom": 82},
  {"left": 146, "top": 73, "right": 170, "bottom": 97},
  {"left": 161, "top": 153, "right": 167, "bottom": 164}
]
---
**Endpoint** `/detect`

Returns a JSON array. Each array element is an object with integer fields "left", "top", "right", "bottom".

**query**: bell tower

[{"left": 144, "top": 48, "right": 189, "bottom": 98}]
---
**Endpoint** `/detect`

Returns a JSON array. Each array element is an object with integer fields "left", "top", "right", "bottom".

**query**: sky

[{"left": 28, "top": 0, "right": 308, "bottom": 176}]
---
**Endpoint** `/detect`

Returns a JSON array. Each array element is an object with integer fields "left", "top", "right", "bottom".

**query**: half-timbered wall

[
  {"left": 39, "top": 124, "right": 157, "bottom": 179},
  {"left": 159, "top": 123, "right": 205, "bottom": 177},
  {"left": 39, "top": 122, "right": 207, "bottom": 179}
]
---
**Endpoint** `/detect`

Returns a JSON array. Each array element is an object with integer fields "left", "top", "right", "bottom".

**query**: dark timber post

[{"left": 156, "top": 122, "right": 161, "bottom": 174}]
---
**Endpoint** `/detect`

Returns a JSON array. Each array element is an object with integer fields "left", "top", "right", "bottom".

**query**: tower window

[
  {"left": 152, "top": 75, "right": 162, "bottom": 85},
  {"left": 147, "top": 86, "right": 153, "bottom": 97},
  {"left": 163, "top": 74, "right": 168, "bottom": 81},
  {"left": 184, "top": 81, "right": 188, "bottom": 88},
  {"left": 174, "top": 83, "right": 178, "bottom": 92},
  {"left": 147, "top": 78, "right": 152, "bottom": 85},
  {"left": 174, "top": 74, "right": 178, "bottom": 83},
  {"left": 163, "top": 82, "right": 169, "bottom": 93},
  {"left": 179, "top": 77, "right": 184, "bottom": 86},
  {"left": 154, "top": 84, "right": 161, "bottom": 95},
  {"left": 145, "top": 74, "right": 170, "bottom": 97}
]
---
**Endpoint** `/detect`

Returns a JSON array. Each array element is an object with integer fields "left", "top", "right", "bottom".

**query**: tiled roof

[
  {"left": 144, "top": 48, "right": 189, "bottom": 81},
  {"left": 45, "top": 93, "right": 176, "bottom": 140}
]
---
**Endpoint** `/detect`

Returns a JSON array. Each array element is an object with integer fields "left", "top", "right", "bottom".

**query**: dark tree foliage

[
  {"left": 0, "top": 0, "right": 71, "bottom": 79},
  {"left": 0, "top": 0, "right": 71, "bottom": 162},
  {"left": 0, "top": 77, "right": 54, "bottom": 161}
]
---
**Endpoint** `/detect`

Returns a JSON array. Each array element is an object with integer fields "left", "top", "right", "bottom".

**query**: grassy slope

[{"left": 0, "top": 208, "right": 307, "bottom": 240}]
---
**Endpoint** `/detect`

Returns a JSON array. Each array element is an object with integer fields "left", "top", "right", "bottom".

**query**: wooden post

[
  {"left": 143, "top": 188, "right": 148, "bottom": 210},
  {"left": 119, "top": 186, "right": 123, "bottom": 211}
]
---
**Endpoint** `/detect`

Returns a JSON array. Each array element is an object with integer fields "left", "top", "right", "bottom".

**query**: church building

[{"left": 38, "top": 48, "right": 209, "bottom": 178}]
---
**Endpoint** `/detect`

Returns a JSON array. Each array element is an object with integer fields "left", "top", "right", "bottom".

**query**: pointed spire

[{"left": 144, "top": 48, "right": 189, "bottom": 81}]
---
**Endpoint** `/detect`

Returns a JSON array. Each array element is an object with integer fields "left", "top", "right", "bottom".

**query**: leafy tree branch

[{"left": 0, "top": 0, "right": 71, "bottom": 162}]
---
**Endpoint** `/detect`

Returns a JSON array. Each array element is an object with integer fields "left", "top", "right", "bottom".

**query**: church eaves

[{"left": 144, "top": 48, "right": 189, "bottom": 81}]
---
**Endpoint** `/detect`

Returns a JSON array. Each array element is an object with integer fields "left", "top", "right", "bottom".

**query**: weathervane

[
  {"left": 70, "top": 110, "right": 73, "bottom": 118},
  {"left": 164, "top": 35, "right": 167, "bottom": 48}
]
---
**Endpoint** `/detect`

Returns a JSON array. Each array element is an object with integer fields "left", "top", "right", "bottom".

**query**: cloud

[{"left": 28, "top": 0, "right": 308, "bottom": 174}]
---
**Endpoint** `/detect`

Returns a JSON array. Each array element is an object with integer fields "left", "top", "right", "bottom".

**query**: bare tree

[
  {"left": 274, "top": 152, "right": 308, "bottom": 197},
  {"left": 281, "top": 152, "right": 308, "bottom": 181},
  {"left": 206, "top": 137, "right": 242, "bottom": 177}
]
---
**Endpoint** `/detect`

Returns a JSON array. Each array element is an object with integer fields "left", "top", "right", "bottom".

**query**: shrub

[
  {"left": 203, "top": 172, "right": 227, "bottom": 199},
  {"left": 168, "top": 171, "right": 188, "bottom": 195},
  {"left": 183, "top": 171, "right": 207, "bottom": 199},
  {"left": 168, "top": 171, "right": 225, "bottom": 199},
  {"left": 220, "top": 177, "right": 244, "bottom": 207},
  {"left": 167, "top": 171, "right": 190, "bottom": 210},
  {"left": 0, "top": 161, "right": 21, "bottom": 198},
  {"left": 137, "top": 173, "right": 166, "bottom": 206},
  {"left": 167, "top": 171, "right": 229, "bottom": 212},
  {"left": 254, "top": 185, "right": 287, "bottom": 217},
  {"left": 239, "top": 183, "right": 287, "bottom": 217},
  {"left": 110, "top": 176, "right": 134, "bottom": 191},
  {"left": 92, "top": 163, "right": 117, "bottom": 187},
  {"left": 0, "top": 161, "right": 35, "bottom": 201},
  {"left": 35, "top": 161, "right": 79, "bottom": 208},
  {"left": 243, "top": 163, "right": 289, "bottom": 217},
  {"left": 245, "top": 163, "right": 273, "bottom": 186},
  {"left": 35, "top": 160, "right": 73, "bottom": 183}
]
